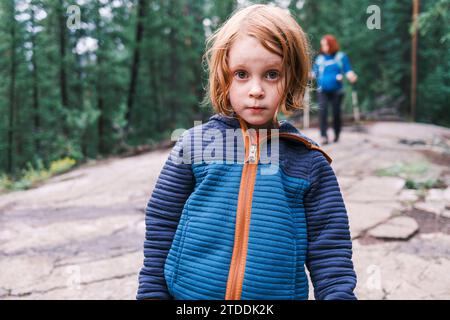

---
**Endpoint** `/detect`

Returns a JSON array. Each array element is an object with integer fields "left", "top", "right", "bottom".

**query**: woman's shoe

[{"left": 321, "top": 137, "right": 329, "bottom": 145}]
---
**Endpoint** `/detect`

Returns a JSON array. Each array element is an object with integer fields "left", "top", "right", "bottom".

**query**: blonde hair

[{"left": 201, "top": 4, "right": 312, "bottom": 117}]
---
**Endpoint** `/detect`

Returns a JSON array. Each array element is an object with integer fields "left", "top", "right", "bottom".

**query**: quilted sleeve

[
  {"left": 304, "top": 150, "right": 357, "bottom": 300},
  {"left": 136, "top": 133, "right": 194, "bottom": 300}
]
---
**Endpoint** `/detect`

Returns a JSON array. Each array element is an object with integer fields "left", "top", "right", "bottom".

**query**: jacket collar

[{"left": 208, "top": 112, "right": 320, "bottom": 147}]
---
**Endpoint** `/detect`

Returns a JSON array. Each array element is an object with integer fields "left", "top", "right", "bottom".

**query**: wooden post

[{"left": 411, "top": 0, "right": 419, "bottom": 121}]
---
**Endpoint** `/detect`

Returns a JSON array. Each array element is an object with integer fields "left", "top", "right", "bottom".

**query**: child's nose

[{"left": 248, "top": 81, "right": 265, "bottom": 98}]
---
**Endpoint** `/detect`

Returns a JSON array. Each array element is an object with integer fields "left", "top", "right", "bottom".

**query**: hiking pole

[
  {"left": 351, "top": 82, "right": 365, "bottom": 132},
  {"left": 351, "top": 82, "right": 361, "bottom": 124}
]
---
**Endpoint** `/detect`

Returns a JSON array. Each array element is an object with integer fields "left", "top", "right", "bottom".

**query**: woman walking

[{"left": 312, "top": 35, "right": 357, "bottom": 144}]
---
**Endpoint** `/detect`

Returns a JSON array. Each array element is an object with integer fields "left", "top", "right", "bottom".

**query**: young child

[{"left": 137, "top": 4, "right": 357, "bottom": 300}]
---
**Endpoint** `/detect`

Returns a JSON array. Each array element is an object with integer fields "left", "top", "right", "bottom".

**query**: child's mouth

[{"left": 247, "top": 106, "right": 266, "bottom": 113}]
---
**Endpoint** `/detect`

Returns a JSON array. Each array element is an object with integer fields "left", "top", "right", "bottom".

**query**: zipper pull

[{"left": 248, "top": 144, "right": 257, "bottom": 164}]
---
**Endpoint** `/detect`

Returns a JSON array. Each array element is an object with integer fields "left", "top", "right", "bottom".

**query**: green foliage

[
  {"left": 376, "top": 160, "right": 445, "bottom": 190},
  {"left": 0, "top": 174, "right": 12, "bottom": 192},
  {"left": 16, "top": 160, "right": 51, "bottom": 190},
  {"left": 415, "top": 0, "right": 450, "bottom": 44},
  {"left": 0, "top": 157, "right": 76, "bottom": 193},
  {"left": 404, "top": 178, "right": 444, "bottom": 190},
  {"left": 48, "top": 157, "right": 76, "bottom": 175},
  {"left": 414, "top": 0, "right": 450, "bottom": 126},
  {"left": 0, "top": 0, "right": 448, "bottom": 178},
  {"left": 375, "top": 161, "right": 429, "bottom": 178}
]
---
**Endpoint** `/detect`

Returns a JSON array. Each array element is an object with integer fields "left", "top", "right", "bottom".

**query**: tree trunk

[
  {"left": 31, "top": 4, "right": 41, "bottom": 154},
  {"left": 59, "top": 1, "right": 68, "bottom": 108},
  {"left": 125, "top": 0, "right": 147, "bottom": 135},
  {"left": 95, "top": 2, "right": 106, "bottom": 155},
  {"left": 167, "top": 0, "right": 179, "bottom": 129},
  {"left": 57, "top": 0, "right": 69, "bottom": 137},
  {"left": 7, "top": 0, "right": 17, "bottom": 174}
]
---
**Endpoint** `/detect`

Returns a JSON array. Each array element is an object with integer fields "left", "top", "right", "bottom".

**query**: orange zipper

[
  {"left": 225, "top": 119, "right": 259, "bottom": 300},
  {"left": 225, "top": 120, "right": 332, "bottom": 300}
]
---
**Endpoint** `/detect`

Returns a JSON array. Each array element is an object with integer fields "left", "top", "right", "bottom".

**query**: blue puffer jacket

[{"left": 136, "top": 112, "right": 357, "bottom": 300}]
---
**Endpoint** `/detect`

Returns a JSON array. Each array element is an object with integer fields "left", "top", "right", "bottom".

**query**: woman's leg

[
  {"left": 331, "top": 91, "right": 344, "bottom": 142},
  {"left": 317, "top": 91, "right": 329, "bottom": 144}
]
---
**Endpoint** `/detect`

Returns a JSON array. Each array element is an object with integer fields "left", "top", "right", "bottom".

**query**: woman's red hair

[{"left": 321, "top": 34, "right": 340, "bottom": 54}]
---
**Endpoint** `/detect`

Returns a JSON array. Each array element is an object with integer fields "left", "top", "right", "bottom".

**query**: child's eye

[
  {"left": 266, "top": 70, "right": 279, "bottom": 80},
  {"left": 234, "top": 71, "right": 247, "bottom": 79},
  {"left": 233, "top": 70, "right": 280, "bottom": 81}
]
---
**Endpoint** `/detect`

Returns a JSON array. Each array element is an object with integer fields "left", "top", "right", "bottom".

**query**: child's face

[{"left": 228, "top": 35, "right": 285, "bottom": 129}]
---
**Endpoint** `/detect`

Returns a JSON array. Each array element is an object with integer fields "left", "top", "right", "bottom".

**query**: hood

[{"left": 208, "top": 112, "right": 318, "bottom": 145}]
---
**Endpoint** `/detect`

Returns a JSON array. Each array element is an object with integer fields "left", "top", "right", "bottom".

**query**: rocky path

[{"left": 0, "top": 121, "right": 449, "bottom": 300}]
